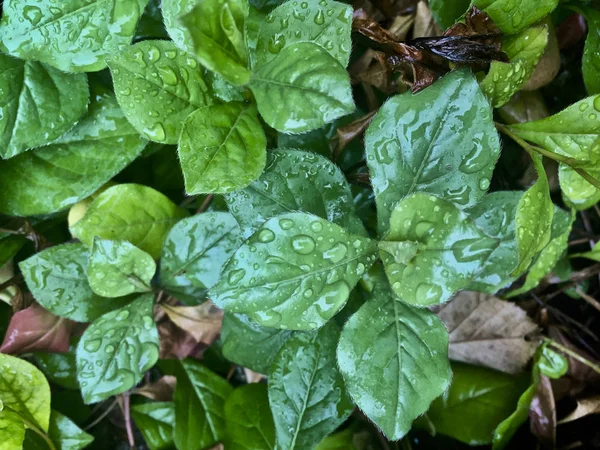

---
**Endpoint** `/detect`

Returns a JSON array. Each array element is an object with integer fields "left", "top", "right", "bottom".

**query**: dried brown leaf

[
  {"left": 158, "top": 320, "right": 204, "bottom": 360},
  {"left": 162, "top": 301, "right": 223, "bottom": 345},
  {"left": 412, "top": 1, "right": 442, "bottom": 39},
  {"left": 436, "top": 291, "right": 540, "bottom": 374},
  {"left": 558, "top": 395, "right": 600, "bottom": 424},
  {"left": 243, "top": 368, "right": 265, "bottom": 384},
  {"left": 332, "top": 110, "right": 378, "bottom": 158},
  {"left": 133, "top": 375, "right": 177, "bottom": 402},
  {"left": 522, "top": 20, "right": 560, "bottom": 91},
  {"left": 530, "top": 375, "right": 556, "bottom": 449}
]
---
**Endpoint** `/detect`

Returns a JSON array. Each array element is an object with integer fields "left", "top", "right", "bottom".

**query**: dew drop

[
  {"left": 228, "top": 268, "right": 246, "bottom": 285},
  {"left": 116, "top": 310, "right": 130, "bottom": 321},
  {"left": 279, "top": 218, "right": 294, "bottom": 230},
  {"left": 292, "top": 235, "right": 316, "bottom": 254},
  {"left": 143, "top": 123, "right": 166, "bottom": 141},
  {"left": 84, "top": 339, "right": 102, "bottom": 353},
  {"left": 323, "top": 242, "right": 348, "bottom": 263},
  {"left": 258, "top": 229, "right": 275, "bottom": 243},
  {"left": 314, "top": 9, "right": 325, "bottom": 25}
]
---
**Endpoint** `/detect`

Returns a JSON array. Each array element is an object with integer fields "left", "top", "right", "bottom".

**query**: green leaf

[
  {"left": 130, "top": 402, "right": 175, "bottom": 450},
  {"left": 220, "top": 312, "right": 293, "bottom": 373},
  {"left": 337, "top": 268, "right": 451, "bottom": 440},
  {"left": 180, "top": 0, "right": 251, "bottom": 85},
  {"left": 76, "top": 294, "right": 159, "bottom": 404},
  {"left": 466, "top": 191, "right": 522, "bottom": 293},
  {"left": 0, "top": 90, "right": 147, "bottom": 216},
  {"left": 314, "top": 430, "right": 357, "bottom": 450},
  {"left": 472, "top": 0, "right": 558, "bottom": 34},
  {"left": 0, "top": 235, "right": 27, "bottom": 268},
  {"left": 508, "top": 95, "right": 600, "bottom": 163},
  {"left": 108, "top": 40, "right": 214, "bottom": 144},
  {"left": 559, "top": 164, "right": 600, "bottom": 210},
  {"left": 249, "top": 42, "right": 354, "bottom": 133},
  {"left": 365, "top": 69, "right": 500, "bottom": 235},
  {"left": 582, "top": 9, "right": 600, "bottom": 94},
  {"left": 0, "top": 410, "right": 26, "bottom": 450},
  {"left": 0, "top": 53, "right": 89, "bottom": 159},
  {"left": 513, "top": 154, "right": 554, "bottom": 275},
  {"left": 481, "top": 26, "right": 548, "bottom": 108},
  {"left": 178, "top": 102, "right": 267, "bottom": 194},
  {"left": 380, "top": 193, "right": 498, "bottom": 306},
  {"left": 161, "top": 0, "right": 201, "bottom": 54},
  {"left": 572, "top": 241, "right": 600, "bottom": 261},
  {"left": 87, "top": 238, "right": 156, "bottom": 297},
  {"left": 508, "top": 207, "right": 574, "bottom": 297},
  {"left": 224, "top": 383, "right": 275, "bottom": 450},
  {"left": 226, "top": 149, "right": 366, "bottom": 238},
  {"left": 173, "top": 360, "right": 233, "bottom": 450},
  {"left": 211, "top": 212, "right": 378, "bottom": 330},
  {"left": 34, "top": 338, "right": 80, "bottom": 390},
  {"left": 490, "top": 383, "right": 536, "bottom": 450},
  {"left": 70, "top": 184, "right": 189, "bottom": 259},
  {"left": 255, "top": 0, "right": 352, "bottom": 67},
  {"left": 429, "top": 0, "right": 470, "bottom": 29},
  {"left": 19, "top": 243, "right": 132, "bottom": 322},
  {"left": 423, "top": 362, "right": 530, "bottom": 446},
  {"left": 269, "top": 323, "right": 353, "bottom": 450},
  {"left": 0, "top": 353, "right": 51, "bottom": 432},
  {"left": 0, "top": 0, "right": 149, "bottom": 72},
  {"left": 47, "top": 410, "right": 94, "bottom": 450},
  {"left": 160, "top": 212, "right": 242, "bottom": 304}
]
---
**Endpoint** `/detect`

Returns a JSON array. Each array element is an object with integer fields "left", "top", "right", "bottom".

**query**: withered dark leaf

[
  {"left": 331, "top": 110, "right": 378, "bottom": 159},
  {"left": 134, "top": 375, "right": 177, "bottom": 402},
  {"left": 158, "top": 320, "right": 204, "bottom": 360},
  {"left": 530, "top": 375, "right": 556, "bottom": 449}
]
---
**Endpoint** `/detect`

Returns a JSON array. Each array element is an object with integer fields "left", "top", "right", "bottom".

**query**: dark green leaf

[
  {"left": 337, "top": 268, "right": 451, "bottom": 440},
  {"left": 211, "top": 212, "right": 378, "bottom": 330},
  {"left": 48, "top": 410, "right": 94, "bottom": 450},
  {"left": 269, "top": 323, "right": 353, "bottom": 450},
  {"left": 76, "top": 295, "right": 159, "bottom": 404},
  {"left": 34, "top": 338, "right": 80, "bottom": 390},
  {"left": 131, "top": 402, "right": 175, "bottom": 450},
  {"left": 19, "top": 243, "right": 132, "bottom": 322},
  {"left": 365, "top": 69, "right": 500, "bottom": 235},
  {"left": 178, "top": 102, "right": 267, "bottom": 194},
  {"left": 225, "top": 383, "right": 275, "bottom": 450},
  {"left": 429, "top": 0, "right": 470, "bottom": 29},
  {"left": 472, "top": 0, "right": 558, "bottom": 34},
  {"left": 582, "top": 9, "right": 600, "bottom": 94}
]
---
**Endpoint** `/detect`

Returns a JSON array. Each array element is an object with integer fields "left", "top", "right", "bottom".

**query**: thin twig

[
  {"left": 123, "top": 392, "right": 135, "bottom": 448},
  {"left": 575, "top": 288, "right": 600, "bottom": 313},
  {"left": 197, "top": 194, "right": 214, "bottom": 214},
  {"left": 84, "top": 398, "right": 120, "bottom": 431}
]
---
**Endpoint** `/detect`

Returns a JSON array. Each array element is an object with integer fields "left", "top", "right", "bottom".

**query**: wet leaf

[
  {"left": 380, "top": 193, "right": 498, "bottom": 306},
  {"left": 19, "top": 243, "right": 132, "bottom": 322},
  {"left": 0, "top": 91, "right": 147, "bottom": 217},
  {"left": 437, "top": 291, "right": 539, "bottom": 374},
  {"left": 46, "top": 410, "right": 94, "bottom": 450},
  {"left": 429, "top": 0, "right": 471, "bottom": 29},
  {"left": 249, "top": 42, "right": 355, "bottom": 133},
  {"left": 173, "top": 360, "right": 233, "bottom": 450},
  {"left": 162, "top": 302, "right": 223, "bottom": 344},
  {"left": 70, "top": 184, "right": 188, "bottom": 259},
  {"left": 0, "top": 303, "right": 72, "bottom": 354},
  {"left": 0, "top": 0, "right": 149, "bottom": 72},
  {"left": 224, "top": 383, "right": 275, "bottom": 450},
  {"left": 337, "top": 268, "right": 451, "bottom": 440},
  {"left": 161, "top": 0, "right": 202, "bottom": 54},
  {"left": 559, "top": 163, "right": 600, "bottom": 210},
  {"left": 582, "top": 8, "right": 600, "bottom": 94},
  {"left": 160, "top": 212, "right": 242, "bottom": 304},
  {"left": 226, "top": 149, "right": 366, "bottom": 238},
  {"left": 76, "top": 294, "right": 159, "bottom": 404},
  {"left": 255, "top": 0, "right": 353, "bottom": 67},
  {"left": 270, "top": 323, "right": 353, "bottom": 450},
  {"left": 87, "top": 238, "right": 156, "bottom": 298},
  {"left": 131, "top": 402, "right": 175, "bottom": 450},
  {"left": 365, "top": 69, "right": 500, "bottom": 234},
  {"left": 0, "top": 53, "right": 88, "bottom": 159},
  {"left": 34, "top": 338, "right": 80, "bottom": 390},
  {"left": 178, "top": 102, "right": 267, "bottom": 194},
  {"left": 472, "top": 0, "right": 559, "bottom": 34},
  {"left": 108, "top": 40, "right": 214, "bottom": 144},
  {"left": 220, "top": 312, "right": 292, "bottom": 374},
  {"left": 211, "top": 213, "right": 378, "bottom": 330}
]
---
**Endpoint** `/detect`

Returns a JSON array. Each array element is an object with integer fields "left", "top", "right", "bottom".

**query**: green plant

[{"left": 0, "top": 0, "right": 599, "bottom": 449}]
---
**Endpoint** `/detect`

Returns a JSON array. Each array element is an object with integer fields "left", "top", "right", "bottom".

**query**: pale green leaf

[
  {"left": 173, "top": 360, "right": 233, "bottom": 450},
  {"left": 180, "top": 0, "right": 251, "bottom": 85},
  {"left": 220, "top": 312, "right": 292, "bottom": 374},
  {"left": 572, "top": 241, "right": 600, "bottom": 262},
  {"left": 466, "top": 191, "right": 522, "bottom": 293},
  {"left": 0, "top": 353, "right": 51, "bottom": 432},
  {"left": 178, "top": 102, "right": 266, "bottom": 194},
  {"left": 70, "top": 184, "right": 189, "bottom": 259},
  {"left": 269, "top": 323, "right": 353, "bottom": 450},
  {"left": 226, "top": 149, "right": 366, "bottom": 238},
  {"left": 249, "top": 42, "right": 354, "bottom": 133},
  {"left": 19, "top": 243, "right": 132, "bottom": 322},
  {"left": 224, "top": 383, "right": 275, "bottom": 450},
  {"left": 47, "top": 410, "right": 94, "bottom": 450},
  {"left": 582, "top": 9, "right": 600, "bottom": 94},
  {"left": 108, "top": 40, "right": 214, "bottom": 144},
  {"left": 0, "top": 0, "right": 149, "bottom": 72},
  {"left": 76, "top": 295, "right": 159, "bottom": 404},
  {"left": 87, "top": 238, "right": 156, "bottom": 297},
  {"left": 559, "top": 164, "right": 600, "bottom": 210},
  {"left": 211, "top": 212, "right": 378, "bottom": 330},
  {"left": 256, "top": 0, "right": 352, "bottom": 67},
  {"left": 472, "top": 0, "right": 558, "bottom": 34},
  {"left": 0, "top": 90, "right": 147, "bottom": 216},
  {"left": 380, "top": 193, "right": 498, "bottom": 306},
  {"left": 131, "top": 402, "right": 174, "bottom": 450},
  {"left": 0, "top": 410, "right": 26, "bottom": 450},
  {"left": 481, "top": 26, "right": 548, "bottom": 108},
  {"left": 0, "top": 53, "right": 88, "bottom": 159},
  {"left": 160, "top": 213, "right": 242, "bottom": 304},
  {"left": 513, "top": 154, "right": 554, "bottom": 275},
  {"left": 337, "top": 268, "right": 451, "bottom": 440},
  {"left": 365, "top": 69, "right": 500, "bottom": 235},
  {"left": 161, "top": 0, "right": 201, "bottom": 54}
]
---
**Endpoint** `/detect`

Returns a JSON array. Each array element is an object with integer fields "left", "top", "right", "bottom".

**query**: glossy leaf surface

[
  {"left": 472, "top": 0, "right": 558, "bottom": 34},
  {"left": 131, "top": 402, "right": 175, "bottom": 450},
  {"left": 583, "top": 9, "right": 600, "bottom": 94}
]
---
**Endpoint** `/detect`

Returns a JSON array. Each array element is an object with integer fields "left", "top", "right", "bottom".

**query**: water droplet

[
  {"left": 292, "top": 235, "right": 316, "bottom": 254},
  {"left": 116, "top": 310, "right": 130, "bottom": 321},
  {"left": 228, "top": 268, "right": 246, "bottom": 285},
  {"left": 158, "top": 66, "right": 178, "bottom": 86},
  {"left": 84, "top": 339, "right": 102, "bottom": 352},
  {"left": 142, "top": 316, "right": 154, "bottom": 330},
  {"left": 314, "top": 9, "right": 325, "bottom": 25},
  {"left": 310, "top": 221, "right": 323, "bottom": 232},
  {"left": 143, "top": 123, "right": 166, "bottom": 141},
  {"left": 258, "top": 229, "right": 275, "bottom": 243},
  {"left": 23, "top": 6, "right": 42, "bottom": 25},
  {"left": 301, "top": 1, "right": 309, "bottom": 8},
  {"left": 479, "top": 178, "right": 490, "bottom": 190},
  {"left": 279, "top": 218, "right": 294, "bottom": 230},
  {"left": 580, "top": 102, "right": 589, "bottom": 112},
  {"left": 105, "top": 345, "right": 115, "bottom": 354},
  {"left": 147, "top": 45, "right": 161, "bottom": 62},
  {"left": 268, "top": 34, "right": 286, "bottom": 54},
  {"left": 415, "top": 283, "right": 443, "bottom": 304},
  {"left": 304, "top": 288, "right": 314, "bottom": 298},
  {"left": 593, "top": 96, "right": 600, "bottom": 112},
  {"left": 323, "top": 242, "right": 348, "bottom": 263}
]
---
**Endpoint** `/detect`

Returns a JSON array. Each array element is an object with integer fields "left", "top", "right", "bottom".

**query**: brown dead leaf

[
  {"left": 158, "top": 320, "right": 204, "bottom": 360},
  {"left": 498, "top": 91, "right": 550, "bottom": 125},
  {"left": 556, "top": 13, "right": 587, "bottom": 50},
  {"left": 243, "top": 368, "right": 265, "bottom": 383},
  {"left": 162, "top": 301, "right": 223, "bottom": 345},
  {"left": 388, "top": 14, "right": 414, "bottom": 41},
  {"left": 133, "top": 375, "right": 176, "bottom": 402},
  {"left": 558, "top": 395, "right": 600, "bottom": 424},
  {"left": 331, "top": 110, "right": 378, "bottom": 159},
  {"left": 436, "top": 291, "right": 540, "bottom": 374},
  {"left": 522, "top": 19, "right": 560, "bottom": 91},
  {"left": 412, "top": 1, "right": 441, "bottom": 39},
  {"left": 530, "top": 375, "right": 556, "bottom": 449}
]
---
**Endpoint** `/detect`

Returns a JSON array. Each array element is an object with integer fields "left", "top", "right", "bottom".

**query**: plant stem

[
  {"left": 20, "top": 417, "right": 56, "bottom": 450},
  {"left": 197, "top": 194, "right": 214, "bottom": 213},
  {"left": 123, "top": 392, "right": 135, "bottom": 448},
  {"left": 84, "top": 398, "right": 119, "bottom": 431},
  {"left": 545, "top": 338, "right": 600, "bottom": 375}
]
